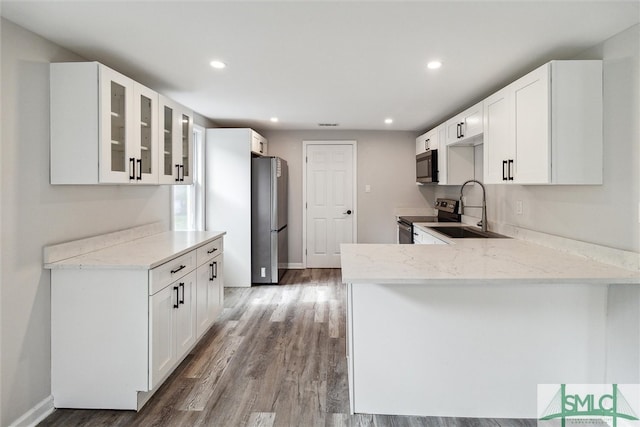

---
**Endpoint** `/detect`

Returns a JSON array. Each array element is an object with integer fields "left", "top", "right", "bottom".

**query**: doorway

[{"left": 303, "top": 141, "right": 357, "bottom": 268}]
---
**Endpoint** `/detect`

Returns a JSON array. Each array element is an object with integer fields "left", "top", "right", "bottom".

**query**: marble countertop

[
  {"left": 340, "top": 239, "right": 640, "bottom": 285},
  {"left": 45, "top": 230, "right": 226, "bottom": 270}
]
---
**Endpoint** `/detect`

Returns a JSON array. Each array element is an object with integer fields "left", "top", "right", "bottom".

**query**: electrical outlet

[
  {"left": 516, "top": 200, "right": 523, "bottom": 215},
  {"left": 261, "top": 267, "right": 266, "bottom": 278}
]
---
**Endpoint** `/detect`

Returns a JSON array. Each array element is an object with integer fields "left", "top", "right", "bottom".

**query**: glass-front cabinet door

[
  {"left": 158, "top": 96, "right": 193, "bottom": 184},
  {"left": 158, "top": 95, "right": 177, "bottom": 184},
  {"left": 180, "top": 111, "right": 193, "bottom": 185},
  {"left": 133, "top": 83, "right": 159, "bottom": 183},
  {"left": 99, "top": 66, "right": 133, "bottom": 183}
]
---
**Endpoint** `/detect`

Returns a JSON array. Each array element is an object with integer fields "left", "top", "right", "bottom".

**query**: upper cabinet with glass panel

[
  {"left": 50, "top": 61, "right": 190, "bottom": 185},
  {"left": 158, "top": 96, "right": 193, "bottom": 185}
]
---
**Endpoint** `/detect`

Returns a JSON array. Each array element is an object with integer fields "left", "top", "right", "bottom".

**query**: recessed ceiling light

[
  {"left": 210, "top": 60, "right": 226, "bottom": 69},
  {"left": 270, "top": 117, "right": 279, "bottom": 123},
  {"left": 427, "top": 61, "right": 442, "bottom": 70},
  {"left": 384, "top": 118, "right": 393, "bottom": 124}
]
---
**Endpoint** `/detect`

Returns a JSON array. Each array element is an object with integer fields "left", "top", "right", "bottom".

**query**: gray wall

[
  {"left": 0, "top": 19, "right": 171, "bottom": 426},
  {"left": 259, "top": 130, "right": 433, "bottom": 264}
]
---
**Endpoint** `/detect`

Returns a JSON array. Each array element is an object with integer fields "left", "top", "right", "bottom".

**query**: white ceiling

[{"left": 2, "top": 1, "right": 639, "bottom": 131}]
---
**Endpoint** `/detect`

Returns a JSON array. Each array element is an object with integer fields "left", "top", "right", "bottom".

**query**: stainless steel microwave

[{"left": 416, "top": 150, "right": 438, "bottom": 183}]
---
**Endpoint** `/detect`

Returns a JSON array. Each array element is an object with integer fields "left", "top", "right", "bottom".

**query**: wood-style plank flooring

[{"left": 40, "top": 269, "right": 535, "bottom": 427}]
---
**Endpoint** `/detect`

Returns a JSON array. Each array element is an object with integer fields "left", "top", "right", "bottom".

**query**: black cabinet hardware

[
  {"left": 259, "top": 141, "right": 264, "bottom": 153},
  {"left": 179, "top": 283, "right": 185, "bottom": 305},
  {"left": 508, "top": 159, "right": 514, "bottom": 181},
  {"left": 173, "top": 286, "right": 179, "bottom": 309},
  {"left": 213, "top": 261, "right": 218, "bottom": 279},
  {"left": 175, "top": 164, "right": 180, "bottom": 182},
  {"left": 209, "top": 262, "right": 215, "bottom": 281},
  {"left": 179, "top": 165, "right": 185, "bottom": 182},
  {"left": 207, "top": 247, "right": 218, "bottom": 254},
  {"left": 170, "top": 264, "right": 186, "bottom": 274},
  {"left": 459, "top": 122, "right": 465, "bottom": 138},
  {"left": 502, "top": 160, "right": 508, "bottom": 181},
  {"left": 136, "top": 159, "right": 142, "bottom": 181},
  {"left": 129, "top": 158, "right": 135, "bottom": 180}
]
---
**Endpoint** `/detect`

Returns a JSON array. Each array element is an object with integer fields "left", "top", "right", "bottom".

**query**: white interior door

[{"left": 305, "top": 142, "right": 356, "bottom": 268}]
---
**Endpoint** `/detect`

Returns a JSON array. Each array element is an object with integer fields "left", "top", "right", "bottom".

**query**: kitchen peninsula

[{"left": 341, "top": 239, "right": 640, "bottom": 419}]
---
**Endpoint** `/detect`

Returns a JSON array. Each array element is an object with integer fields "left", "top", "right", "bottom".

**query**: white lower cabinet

[
  {"left": 413, "top": 226, "right": 448, "bottom": 245},
  {"left": 195, "top": 239, "right": 224, "bottom": 338},
  {"left": 149, "top": 270, "right": 196, "bottom": 389},
  {"left": 49, "top": 234, "right": 224, "bottom": 410}
]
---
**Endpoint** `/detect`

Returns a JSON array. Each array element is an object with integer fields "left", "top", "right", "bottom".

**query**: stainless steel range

[{"left": 397, "top": 198, "right": 460, "bottom": 244}]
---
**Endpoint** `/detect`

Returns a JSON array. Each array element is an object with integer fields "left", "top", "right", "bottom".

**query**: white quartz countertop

[
  {"left": 45, "top": 230, "right": 226, "bottom": 270},
  {"left": 340, "top": 239, "right": 640, "bottom": 285}
]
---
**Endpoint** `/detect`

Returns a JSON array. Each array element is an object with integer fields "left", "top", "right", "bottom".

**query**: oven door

[
  {"left": 397, "top": 220, "right": 413, "bottom": 244},
  {"left": 416, "top": 150, "right": 438, "bottom": 183}
]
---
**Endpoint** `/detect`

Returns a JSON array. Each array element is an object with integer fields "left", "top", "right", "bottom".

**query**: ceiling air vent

[{"left": 318, "top": 123, "right": 339, "bottom": 127}]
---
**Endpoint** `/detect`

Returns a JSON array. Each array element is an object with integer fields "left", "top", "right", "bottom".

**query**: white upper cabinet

[
  {"left": 50, "top": 61, "right": 192, "bottom": 185},
  {"left": 483, "top": 60, "right": 603, "bottom": 185},
  {"left": 158, "top": 96, "right": 193, "bottom": 185},
  {"left": 483, "top": 86, "right": 513, "bottom": 183},
  {"left": 445, "top": 101, "right": 483, "bottom": 146},
  {"left": 251, "top": 131, "right": 268, "bottom": 156},
  {"left": 133, "top": 83, "right": 159, "bottom": 183},
  {"left": 416, "top": 127, "right": 439, "bottom": 155}
]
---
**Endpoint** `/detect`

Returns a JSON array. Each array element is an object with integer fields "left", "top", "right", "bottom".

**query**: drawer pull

[
  {"left": 173, "top": 286, "right": 179, "bottom": 309},
  {"left": 171, "top": 264, "right": 186, "bottom": 274},
  {"left": 207, "top": 247, "right": 218, "bottom": 254}
]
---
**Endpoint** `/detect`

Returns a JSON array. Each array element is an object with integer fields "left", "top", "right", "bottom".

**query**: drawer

[
  {"left": 196, "top": 238, "right": 223, "bottom": 266},
  {"left": 149, "top": 250, "right": 197, "bottom": 295}
]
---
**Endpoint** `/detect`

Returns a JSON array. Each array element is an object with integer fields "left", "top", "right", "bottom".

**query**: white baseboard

[
  {"left": 286, "top": 263, "right": 304, "bottom": 269},
  {"left": 9, "top": 395, "right": 54, "bottom": 427}
]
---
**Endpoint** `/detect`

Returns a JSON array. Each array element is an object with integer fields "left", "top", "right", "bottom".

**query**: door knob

[{"left": 344, "top": 210, "right": 352, "bottom": 215}]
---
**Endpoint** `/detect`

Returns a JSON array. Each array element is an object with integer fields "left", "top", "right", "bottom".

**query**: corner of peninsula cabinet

[
  {"left": 340, "top": 241, "right": 640, "bottom": 419},
  {"left": 44, "top": 223, "right": 226, "bottom": 410}
]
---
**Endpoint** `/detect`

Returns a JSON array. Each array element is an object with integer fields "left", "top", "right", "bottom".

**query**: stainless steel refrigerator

[{"left": 251, "top": 156, "right": 288, "bottom": 284}]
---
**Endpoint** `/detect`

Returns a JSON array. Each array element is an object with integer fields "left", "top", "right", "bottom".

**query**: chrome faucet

[{"left": 459, "top": 179, "right": 487, "bottom": 232}]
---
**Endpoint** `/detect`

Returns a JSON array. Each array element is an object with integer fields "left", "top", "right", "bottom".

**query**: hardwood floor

[{"left": 40, "top": 269, "right": 535, "bottom": 427}]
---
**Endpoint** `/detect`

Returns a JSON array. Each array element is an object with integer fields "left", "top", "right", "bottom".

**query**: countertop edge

[{"left": 45, "top": 231, "right": 226, "bottom": 270}]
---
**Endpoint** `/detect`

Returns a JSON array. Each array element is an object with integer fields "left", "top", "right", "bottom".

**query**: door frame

[{"left": 302, "top": 140, "right": 358, "bottom": 268}]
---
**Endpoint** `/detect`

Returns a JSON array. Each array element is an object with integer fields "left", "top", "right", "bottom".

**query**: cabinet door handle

[
  {"left": 179, "top": 283, "right": 185, "bottom": 305},
  {"left": 425, "top": 138, "right": 429, "bottom": 151},
  {"left": 213, "top": 261, "right": 218, "bottom": 279},
  {"left": 508, "top": 159, "right": 514, "bottom": 181},
  {"left": 173, "top": 286, "right": 179, "bottom": 309},
  {"left": 502, "top": 160, "right": 508, "bottom": 181},
  {"left": 259, "top": 141, "right": 264, "bottom": 153},
  {"left": 175, "top": 164, "right": 180, "bottom": 182},
  {"left": 171, "top": 264, "right": 186, "bottom": 274},
  {"left": 180, "top": 165, "right": 185, "bottom": 182},
  {"left": 136, "top": 159, "right": 142, "bottom": 181},
  {"left": 207, "top": 247, "right": 218, "bottom": 254},
  {"left": 129, "top": 158, "right": 135, "bottom": 180},
  {"left": 459, "top": 122, "right": 465, "bottom": 138},
  {"left": 209, "top": 262, "right": 215, "bottom": 281},
  {"left": 456, "top": 123, "right": 460, "bottom": 138}
]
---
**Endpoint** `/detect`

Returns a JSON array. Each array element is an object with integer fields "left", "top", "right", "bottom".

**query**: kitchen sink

[{"left": 428, "top": 226, "right": 509, "bottom": 239}]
